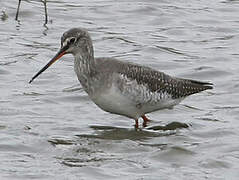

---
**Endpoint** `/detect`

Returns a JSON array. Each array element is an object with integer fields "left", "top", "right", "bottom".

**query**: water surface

[{"left": 1, "top": 0, "right": 239, "bottom": 179}]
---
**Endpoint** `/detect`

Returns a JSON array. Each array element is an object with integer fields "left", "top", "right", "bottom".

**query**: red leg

[
  {"left": 142, "top": 115, "right": 150, "bottom": 127},
  {"left": 135, "top": 119, "right": 139, "bottom": 129}
]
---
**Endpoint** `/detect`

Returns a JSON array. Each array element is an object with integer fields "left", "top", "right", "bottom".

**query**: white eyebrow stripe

[
  {"left": 63, "top": 37, "right": 72, "bottom": 47},
  {"left": 63, "top": 37, "right": 77, "bottom": 47}
]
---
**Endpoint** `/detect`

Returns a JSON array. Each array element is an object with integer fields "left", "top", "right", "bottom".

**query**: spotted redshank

[{"left": 29, "top": 28, "right": 213, "bottom": 128}]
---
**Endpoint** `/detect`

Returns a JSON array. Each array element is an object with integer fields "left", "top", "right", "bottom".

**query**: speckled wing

[{"left": 96, "top": 57, "right": 213, "bottom": 101}]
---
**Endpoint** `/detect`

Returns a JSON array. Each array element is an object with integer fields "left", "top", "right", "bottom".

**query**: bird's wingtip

[
  {"left": 203, "top": 82, "right": 213, "bottom": 89},
  {"left": 205, "top": 84, "right": 213, "bottom": 90}
]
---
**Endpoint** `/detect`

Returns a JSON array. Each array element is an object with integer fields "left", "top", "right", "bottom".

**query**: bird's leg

[
  {"left": 142, "top": 115, "right": 150, "bottom": 127},
  {"left": 134, "top": 119, "right": 139, "bottom": 129},
  {"left": 42, "top": 0, "right": 48, "bottom": 24},
  {"left": 15, "top": 0, "right": 21, "bottom": 21}
]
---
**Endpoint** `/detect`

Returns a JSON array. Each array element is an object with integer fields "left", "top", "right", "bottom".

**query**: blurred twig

[{"left": 15, "top": 0, "right": 48, "bottom": 24}]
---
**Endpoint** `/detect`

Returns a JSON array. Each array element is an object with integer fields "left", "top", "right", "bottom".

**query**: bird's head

[
  {"left": 29, "top": 28, "right": 92, "bottom": 83},
  {"left": 60, "top": 28, "right": 92, "bottom": 55}
]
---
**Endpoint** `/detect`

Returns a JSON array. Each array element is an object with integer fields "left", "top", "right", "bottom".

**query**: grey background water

[{"left": 0, "top": 0, "right": 239, "bottom": 179}]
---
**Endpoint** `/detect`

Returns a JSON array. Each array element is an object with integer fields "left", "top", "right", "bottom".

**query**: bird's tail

[
  {"left": 187, "top": 79, "right": 213, "bottom": 90},
  {"left": 174, "top": 78, "right": 213, "bottom": 98}
]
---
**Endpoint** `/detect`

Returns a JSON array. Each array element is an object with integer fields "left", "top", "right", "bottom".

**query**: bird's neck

[
  {"left": 73, "top": 44, "right": 97, "bottom": 95},
  {"left": 74, "top": 43, "right": 96, "bottom": 75}
]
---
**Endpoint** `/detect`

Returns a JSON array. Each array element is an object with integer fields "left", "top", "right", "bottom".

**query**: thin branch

[
  {"left": 43, "top": 0, "right": 48, "bottom": 24},
  {"left": 15, "top": 0, "right": 22, "bottom": 21}
]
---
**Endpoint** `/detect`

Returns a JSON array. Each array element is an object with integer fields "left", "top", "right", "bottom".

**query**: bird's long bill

[{"left": 29, "top": 46, "right": 67, "bottom": 84}]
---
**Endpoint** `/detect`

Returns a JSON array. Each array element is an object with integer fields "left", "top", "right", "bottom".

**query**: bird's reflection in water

[
  {"left": 147, "top": 122, "right": 190, "bottom": 131},
  {"left": 75, "top": 122, "right": 189, "bottom": 141}
]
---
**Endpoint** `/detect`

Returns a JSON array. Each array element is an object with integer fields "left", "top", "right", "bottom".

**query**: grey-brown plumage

[
  {"left": 29, "top": 28, "right": 213, "bottom": 128},
  {"left": 94, "top": 58, "right": 212, "bottom": 99}
]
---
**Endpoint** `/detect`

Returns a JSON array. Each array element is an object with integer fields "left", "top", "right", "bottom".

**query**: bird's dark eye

[{"left": 69, "top": 38, "right": 76, "bottom": 44}]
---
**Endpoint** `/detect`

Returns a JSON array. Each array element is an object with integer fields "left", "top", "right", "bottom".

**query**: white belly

[
  {"left": 91, "top": 85, "right": 141, "bottom": 119},
  {"left": 90, "top": 84, "right": 184, "bottom": 119}
]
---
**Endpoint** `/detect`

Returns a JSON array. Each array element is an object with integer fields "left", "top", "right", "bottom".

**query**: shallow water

[{"left": 1, "top": 0, "right": 239, "bottom": 179}]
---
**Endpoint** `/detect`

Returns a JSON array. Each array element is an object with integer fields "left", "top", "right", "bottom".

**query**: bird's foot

[
  {"left": 141, "top": 115, "right": 151, "bottom": 127},
  {"left": 134, "top": 116, "right": 152, "bottom": 129},
  {"left": 134, "top": 119, "right": 139, "bottom": 129}
]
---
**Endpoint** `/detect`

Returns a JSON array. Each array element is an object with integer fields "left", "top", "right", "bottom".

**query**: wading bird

[{"left": 29, "top": 28, "right": 213, "bottom": 128}]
